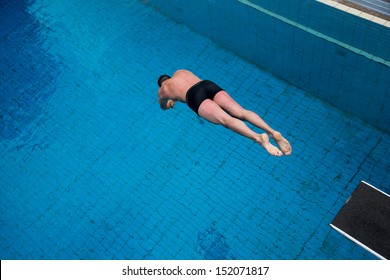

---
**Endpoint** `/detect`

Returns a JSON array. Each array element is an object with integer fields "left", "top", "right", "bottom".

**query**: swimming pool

[{"left": 0, "top": 0, "right": 388, "bottom": 259}]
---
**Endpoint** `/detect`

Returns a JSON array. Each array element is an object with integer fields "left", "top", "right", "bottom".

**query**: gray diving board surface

[{"left": 331, "top": 181, "right": 390, "bottom": 259}]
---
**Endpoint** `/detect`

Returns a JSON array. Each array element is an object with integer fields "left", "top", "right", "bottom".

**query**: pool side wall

[{"left": 144, "top": 0, "right": 390, "bottom": 133}]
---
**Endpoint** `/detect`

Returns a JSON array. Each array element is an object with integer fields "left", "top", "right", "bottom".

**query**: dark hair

[{"left": 158, "top": 75, "right": 171, "bottom": 87}]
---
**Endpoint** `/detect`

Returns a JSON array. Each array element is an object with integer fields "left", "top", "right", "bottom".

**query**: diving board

[{"left": 331, "top": 181, "right": 390, "bottom": 259}]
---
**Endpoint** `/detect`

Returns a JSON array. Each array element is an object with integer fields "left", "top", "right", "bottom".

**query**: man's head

[{"left": 158, "top": 74, "right": 171, "bottom": 87}]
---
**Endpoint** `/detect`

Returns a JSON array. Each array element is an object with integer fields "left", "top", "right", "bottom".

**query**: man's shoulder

[
  {"left": 174, "top": 69, "right": 194, "bottom": 77},
  {"left": 158, "top": 83, "right": 170, "bottom": 97},
  {"left": 157, "top": 87, "right": 165, "bottom": 97}
]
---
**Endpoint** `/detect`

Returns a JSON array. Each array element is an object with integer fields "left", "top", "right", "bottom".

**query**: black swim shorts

[{"left": 186, "top": 80, "right": 224, "bottom": 115}]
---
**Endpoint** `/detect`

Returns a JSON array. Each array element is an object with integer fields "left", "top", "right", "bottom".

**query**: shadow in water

[
  {"left": 0, "top": 1, "right": 59, "bottom": 140},
  {"left": 196, "top": 226, "right": 233, "bottom": 260}
]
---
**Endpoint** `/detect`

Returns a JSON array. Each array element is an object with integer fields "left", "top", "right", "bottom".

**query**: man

[{"left": 157, "top": 70, "right": 292, "bottom": 156}]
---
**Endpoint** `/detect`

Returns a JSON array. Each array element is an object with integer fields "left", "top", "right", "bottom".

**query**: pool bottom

[{"left": 0, "top": 0, "right": 388, "bottom": 260}]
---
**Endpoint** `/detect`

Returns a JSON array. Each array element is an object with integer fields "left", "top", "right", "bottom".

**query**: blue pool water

[{"left": 0, "top": 0, "right": 389, "bottom": 260}]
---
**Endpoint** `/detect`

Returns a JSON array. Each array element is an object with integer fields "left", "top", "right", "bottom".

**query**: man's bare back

[
  {"left": 157, "top": 70, "right": 292, "bottom": 156},
  {"left": 158, "top": 70, "right": 200, "bottom": 109}
]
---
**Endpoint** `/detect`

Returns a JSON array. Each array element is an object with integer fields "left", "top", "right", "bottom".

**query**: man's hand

[{"left": 167, "top": 100, "right": 175, "bottom": 109}]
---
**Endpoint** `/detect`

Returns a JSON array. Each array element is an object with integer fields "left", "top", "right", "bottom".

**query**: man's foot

[
  {"left": 271, "top": 131, "right": 292, "bottom": 156},
  {"left": 256, "top": 133, "right": 283, "bottom": 156}
]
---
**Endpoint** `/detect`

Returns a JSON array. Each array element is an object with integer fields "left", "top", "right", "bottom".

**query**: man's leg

[
  {"left": 213, "top": 91, "right": 292, "bottom": 155},
  {"left": 198, "top": 99, "right": 282, "bottom": 156}
]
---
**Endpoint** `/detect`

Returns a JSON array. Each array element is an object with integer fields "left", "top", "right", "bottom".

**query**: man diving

[{"left": 157, "top": 70, "right": 292, "bottom": 156}]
